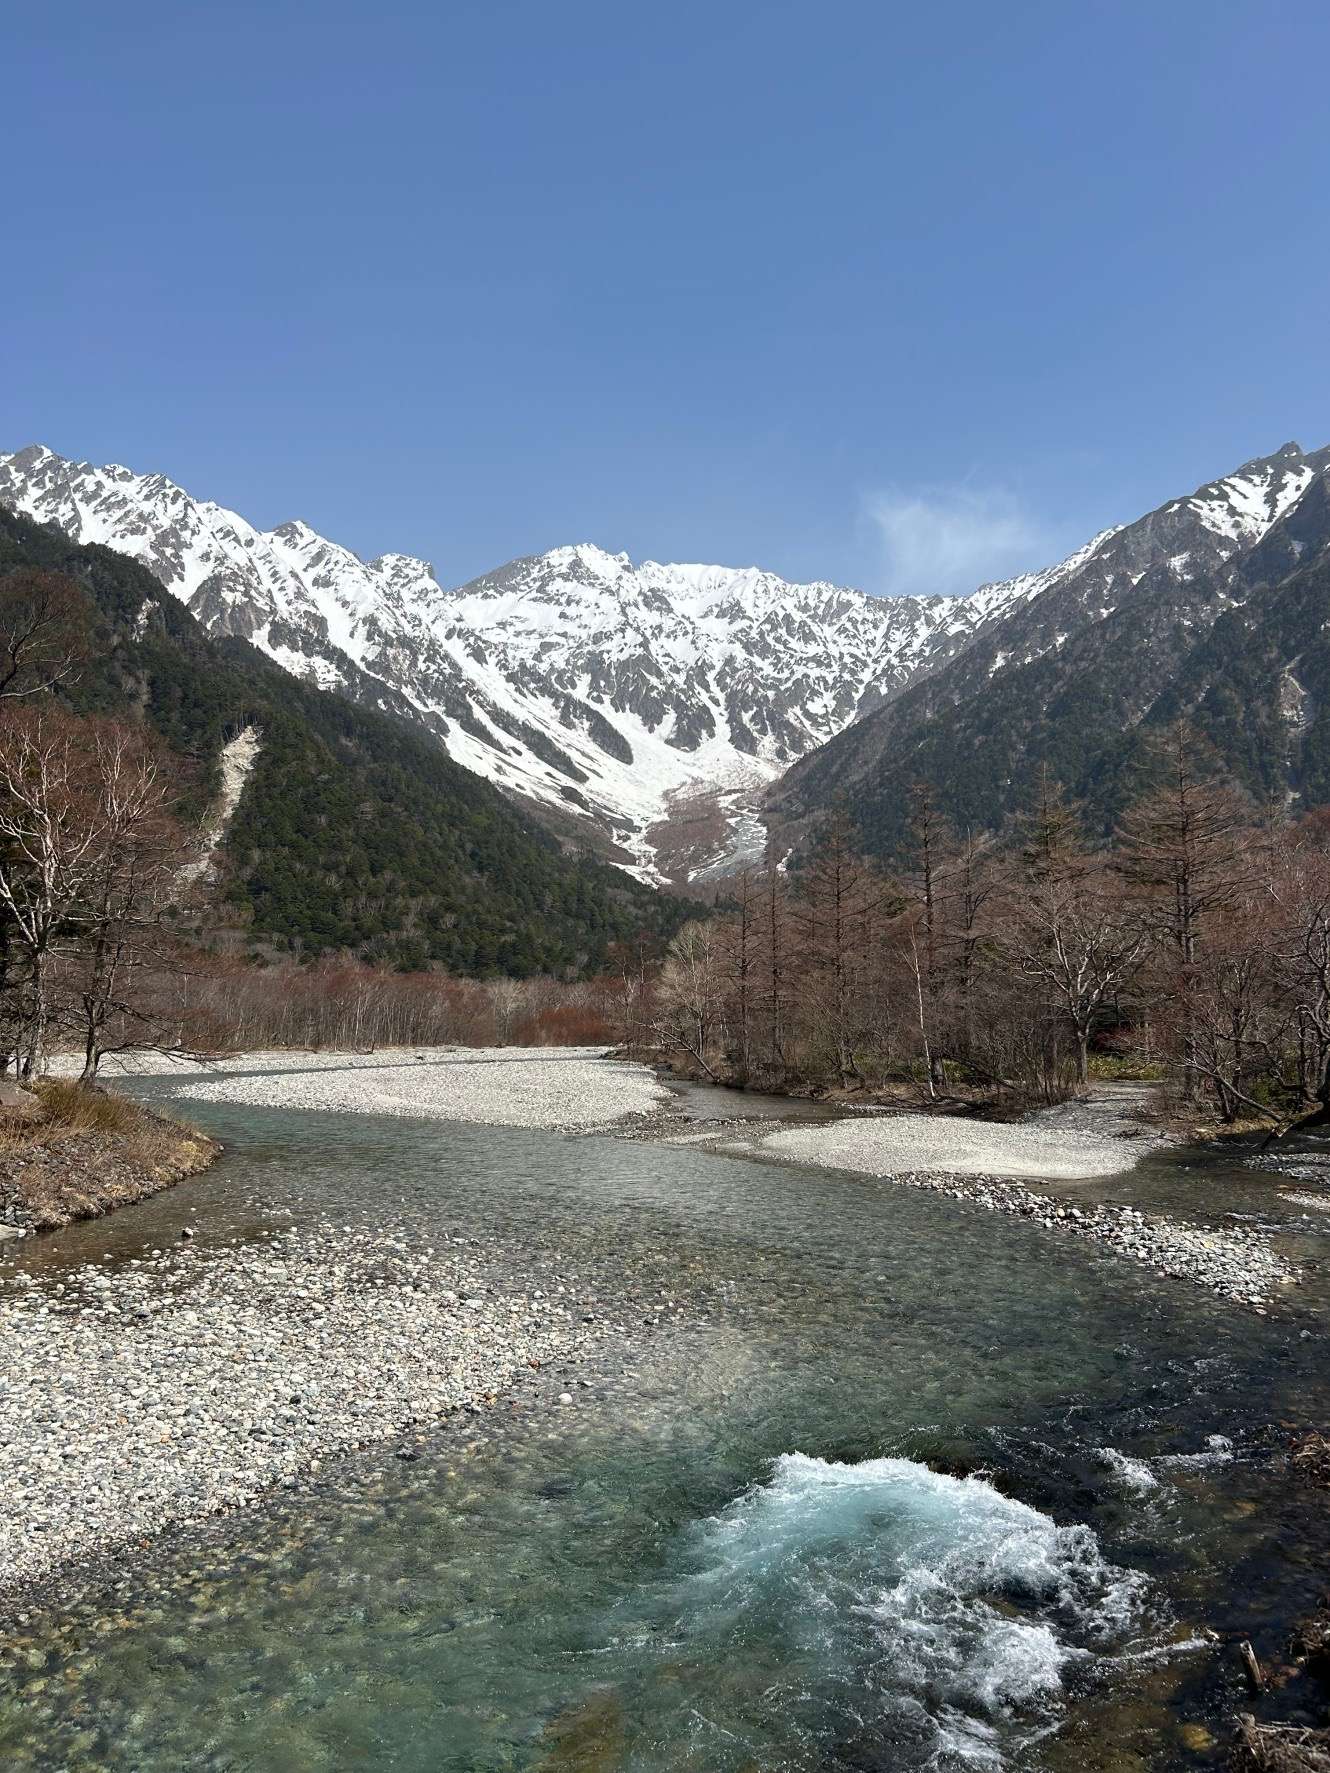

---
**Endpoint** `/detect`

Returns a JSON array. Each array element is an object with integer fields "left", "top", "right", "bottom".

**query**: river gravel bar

[
  {"left": 89, "top": 1046, "right": 670, "bottom": 1130},
  {"left": 749, "top": 1119, "right": 1294, "bottom": 1308},
  {"left": 0, "top": 1222, "right": 648, "bottom": 1604},
  {"left": 87, "top": 1054, "right": 1295, "bottom": 1307},
  {"left": 765, "top": 1112, "right": 1147, "bottom": 1182}
]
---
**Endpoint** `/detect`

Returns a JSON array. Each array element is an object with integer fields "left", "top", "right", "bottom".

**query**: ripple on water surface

[{"left": 2, "top": 1095, "right": 1328, "bottom": 1770}]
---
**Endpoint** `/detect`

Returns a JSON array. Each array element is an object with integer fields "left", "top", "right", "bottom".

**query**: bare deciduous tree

[
  {"left": 1118, "top": 724, "right": 1254, "bottom": 1101},
  {"left": 656, "top": 919, "right": 726, "bottom": 1075},
  {"left": 60, "top": 723, "right": 200, "bottom": 1079},
  {"left": 790, "top": 814, "right": 893, "bottom": 1086},
  {"left": 999, "top": 781, "right": 1146, "bottom": 1090},
  {"left": 0, "top": 706, "right": 105, "bottom": 1074},
  {"left": 0, "top": 571, "right": 91, "bottom": 700}
]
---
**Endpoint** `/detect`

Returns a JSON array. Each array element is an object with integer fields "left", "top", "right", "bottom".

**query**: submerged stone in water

[
  {"left": 1178, "top": 1721, "right": 1216, "bottom": 1751},
  {"left": 538, "top": 1692, "right": 628, "bottom": 1769}
]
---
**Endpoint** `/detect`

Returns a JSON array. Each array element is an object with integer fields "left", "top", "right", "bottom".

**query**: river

[{"left": 3, "top": 1080, "right": 1329, "bottom": 1771}]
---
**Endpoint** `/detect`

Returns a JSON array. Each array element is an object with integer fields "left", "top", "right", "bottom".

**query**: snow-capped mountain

[
  {"left": 771, "top": 440, "right": 1330, "bottom": 857},
  {"left": 0, "top": 443, "right": 1051, "bottom": 881},
  {"left": 3, "top": 440, "right": 1321, "bottom": 885}
]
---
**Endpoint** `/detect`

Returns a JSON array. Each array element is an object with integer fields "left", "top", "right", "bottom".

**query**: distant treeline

[
  {"left": 0, "top": 567, "right": 656, "bottom": 1077},
  {"left": 173, "top": 960, "right": 623, "bottom": 1052},
  {"left": 651, "top": 726, "right": 1330, "bottom": 1127}
]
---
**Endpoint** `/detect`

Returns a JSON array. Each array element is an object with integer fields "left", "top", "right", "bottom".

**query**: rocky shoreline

[
  {"left": 0, "top": 1217, "right": 665, "bottom": 1620},
  {"left": 650, "top": 1093, "right": 1299, "bottom": 1311},
  {"left": 81, "top": 1045, "right": 670, "bottom": 1131},
  {"left": 77, "top": 1047, "right": 1307, "bottom": 1314},
  {"left": 0, "top": 1103, "right": 219, "bottom": 1239},
  {"left": 0, "top": 1051, "right": 682, "bottom": 1620},
  {"left": 774, "top": 1155, "right": 1295, "bottom": 1309},
  {"left": 0, "top": 1048, "right": 1305, "bottom": 1626}
]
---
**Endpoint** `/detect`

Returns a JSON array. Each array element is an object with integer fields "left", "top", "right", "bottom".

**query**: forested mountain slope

[
  {"left": 0, "top": 506, "right": 689, "bottom": 974},
  {"left": 770, "top": 442, "right": 1330, "bottom": 855},
  {"left": 0, "top": 445, "right": 1064, "bottom": 883}
]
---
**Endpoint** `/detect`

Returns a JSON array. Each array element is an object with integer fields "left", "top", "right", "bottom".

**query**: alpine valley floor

[{"left": 4, "top": 1051, "right": 1330, "bottom": 1770}]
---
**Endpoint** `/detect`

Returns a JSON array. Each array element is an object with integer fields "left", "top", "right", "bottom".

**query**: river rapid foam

[{"left": 622, "top": 1452, "right": 1153, "bottom": 1769}]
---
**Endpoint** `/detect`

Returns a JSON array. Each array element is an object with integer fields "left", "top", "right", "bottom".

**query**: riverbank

[
  {"left": 0, "top": 1046, "right": 1293, "bottom": 1609},
  {"left": 0, "top": 1081, "right": 219, "bottom": 1238},
  {"left": 0, "top": 1215, "right": 667, "bottom": 1615},
  {"left": 84, "top": 1045, "right": 671, "bottom": 1130},
  {"left": 733, "top": 1120, "right": 1294, "bottom": 1308},
  {"left": 646, "top": 1078, "right": 1299, "bottom": 1310},
  {"left": 646, "top": 1049, "right": 1164, "bottom": 1123},
  {"left": 83, "top": 1047, "right": 1300, "bottom": 1309},
  {"left": 2, "top": 1072, "right": 1322, "bottom": 1773}
]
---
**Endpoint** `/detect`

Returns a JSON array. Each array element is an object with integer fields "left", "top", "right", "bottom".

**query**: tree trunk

[{"left": 21, "top": 946, "right": 49, "bottom": 1079}]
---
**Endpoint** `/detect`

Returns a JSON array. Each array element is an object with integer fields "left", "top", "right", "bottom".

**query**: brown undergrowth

[{"left": 0, "top": 1080, "right": 219, "bottom": 1232}]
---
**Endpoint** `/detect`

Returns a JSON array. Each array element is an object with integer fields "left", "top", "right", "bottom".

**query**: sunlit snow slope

[
  {"left": 0, "top": 445, "right": 1062, "bottom": 881},
  {"left": 9, "top": 441, "right": 1313, "bottom": 884}
]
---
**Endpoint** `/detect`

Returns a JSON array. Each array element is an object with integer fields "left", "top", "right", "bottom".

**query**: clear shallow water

[
  {"left": 3, "top": 1091, "right": 1329, "bottom": 1771},
  {"left": 990, "top": 1126, "right": 1330, "bottom": 1312},
  {"left": 663, "top": 1076, "right": 846, "bottom": 1121}
]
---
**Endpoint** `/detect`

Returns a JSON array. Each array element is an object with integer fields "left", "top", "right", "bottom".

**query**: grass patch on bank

[
  {"left": 1087, "top": 1053, "right": 1167, "bottom": 1083},
  {"left": 0, "top": 1079, "right": 218, "bottom": 1231},
  {"left": 30, "top": 1078, "right": 147, "bottom": 1136}
]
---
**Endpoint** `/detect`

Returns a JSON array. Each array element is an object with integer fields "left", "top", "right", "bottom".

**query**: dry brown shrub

[
  {"left": 0, "top": 1084, "right": 217, "bottom": 1229},
  {"left": 30, "top": 1078, "right": 146, "bottom": 1136},
  {"left": 1232, "top": 1716, "right": 1330, "bottom": 1773},
  {"left": 1289, "top": 1432, "right": 1330, "bottom": 1487}
]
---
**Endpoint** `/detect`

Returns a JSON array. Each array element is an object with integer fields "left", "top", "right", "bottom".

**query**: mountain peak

[
  {"left": 542, "top": 542, "right": 633, "bottom": 575},
  {"left": 4, "top": 435, "right": 1327, "bottom": 886},
  {"left": 8, "top": 443, "right": 54, "bottom": 470},
  {"left": 370, "top": 550, "right": 438, "bottom": 581},
  {"left": 1227, "top": 439, "right": 1309, "bottom": 478}
]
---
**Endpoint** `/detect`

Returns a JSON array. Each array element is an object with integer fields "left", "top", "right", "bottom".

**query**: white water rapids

[{"left": 633, "top": 1453, "right": 1153, "bottom": 1768}]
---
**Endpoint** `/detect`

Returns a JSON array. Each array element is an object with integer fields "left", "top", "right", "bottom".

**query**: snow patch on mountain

[
  {"left": 962, "top": 527, "right": 1121, "bottom": 626},
  {"left": 4, "top": 445, "right": 1034, "bottom": 880},
  {"left": 1176, "top": 446, "right": 1315, "bottom": 549},
  {"left": 7, "top": 441, "right": 1317, "bottom": 885}
]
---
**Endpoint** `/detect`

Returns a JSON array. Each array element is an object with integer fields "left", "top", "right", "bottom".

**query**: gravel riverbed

[
  {"left": 3, "top": 1050, "right": 1300, "bottom": 1612},
  {"left": 763, "top": 1106, "right": 1154, "bottom": 1182},
  {"left": 744, "top": 1119, "right": 1295, "bottom": 1309},
  {"left": 79, "top": 1049, "right": 1304, "bottom": 1313},
  {"left": 86, "top": 1046, "right": 670, "bottom": 1130},
  {"left": 0, "top": 1220, "right": 659, "bottom": 1609},
  {"left": 0, "top": 1050, "right": 676, "bottom": 1611}
]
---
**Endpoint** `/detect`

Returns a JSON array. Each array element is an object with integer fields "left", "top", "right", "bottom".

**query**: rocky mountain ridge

[
  {"left": 0, "top": 444, "right": 1069, "bottom": 882},
  {"left": 0, "top": 502, "right": 687, "bottom": 973},
  {"left": 770, "top": 440, "right": 1330, "bottom": 857},
  {"left": 3, "top": 439, "right": 1326, "bottom": 883}
]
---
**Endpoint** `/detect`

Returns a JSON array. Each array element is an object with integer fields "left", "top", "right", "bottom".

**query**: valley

[
  {"left": 7, "top": 10, "right": 1327, "bottom": 1769},
  {"left": 4, "top": 440, "right": 1329, "bottom": 885},
  {"left": 4, "top": 1051, "right": 1330, "bottom": 1770}
]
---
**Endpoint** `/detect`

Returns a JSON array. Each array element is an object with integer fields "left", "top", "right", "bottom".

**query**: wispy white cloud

[{"left": 863, "top": 483, "right": 1058, "bottom": 599}]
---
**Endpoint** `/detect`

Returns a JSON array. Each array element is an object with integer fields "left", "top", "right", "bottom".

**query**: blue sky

[{"left": 7, "top": 1, "right": 1329, "bottom": 595}]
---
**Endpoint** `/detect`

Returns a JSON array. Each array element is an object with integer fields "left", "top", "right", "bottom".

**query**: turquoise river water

[{"left": 3, "top": 1086, "right": 1330, "bottom": 1771}]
